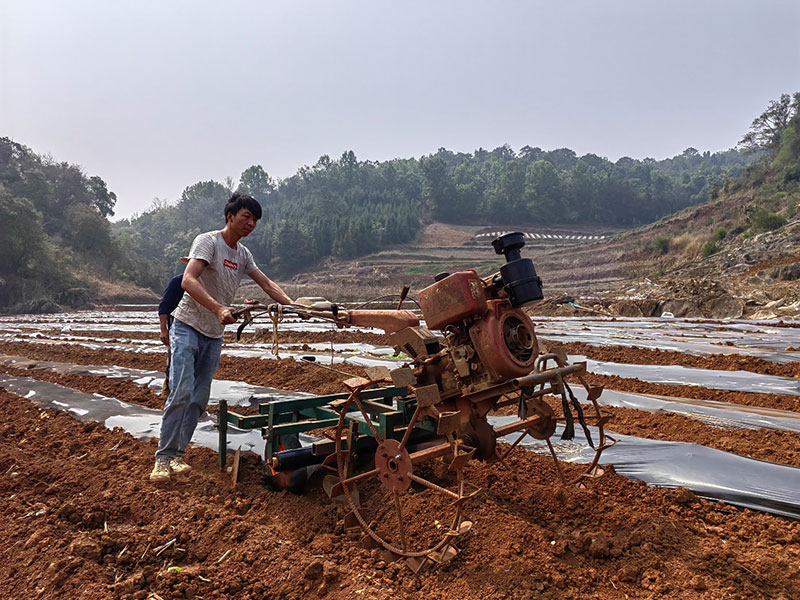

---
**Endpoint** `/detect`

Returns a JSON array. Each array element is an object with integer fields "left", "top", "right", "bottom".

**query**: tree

[
  {"left": 88, "top": 175, "right": 117, "bottom": 217},
  {"left": 738, "top": 92, "right": 800, "bottom": 155},
  {"left": 524, "top": 160, "right": 565, "bottom": 221},
  {"left": 176, "top": 180, "right": 229, "bottom": 231},
  {"left": 65, "top": 204, "right": 114, "bottom": 257},
  {"left": 0, "top": 188, "right": 46, "bottom": 278},
  {"left": 420, "top": 155, "right": 455, "bottom": 217},
  {"left": 238, "top": 165, "right": 276, "bottom": 203}
]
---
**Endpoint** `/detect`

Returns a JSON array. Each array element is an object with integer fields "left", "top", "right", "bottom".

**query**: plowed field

[{"left": 1, "top": 310, "right": 798, "bottom": 599}]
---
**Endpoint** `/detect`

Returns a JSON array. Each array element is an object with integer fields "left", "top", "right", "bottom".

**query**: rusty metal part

[
  {"left": 333, "top": 382, "right": 475, "bottom": 560},
  {"left": 418, "top": 270, "right": 488, "bottom": 330},
  {"left": 462, "top": 417, "right": 496, "bottom": 460},
  {"left": 240, "top": 236, "right": 617, "bottom": 568},
  {"left": 346, "top": 309, "right": 419, "bottom": 334},
  {"left": 525, "top": 397, "right": 557, "bottom": 440},
  {"left": 469, "top": 301, "right": 537, "bottom": 379},
  {"left": 375, "top": 439, "right": 412, "bottom": 492},
  {"left": 389, "top": 327, "right": 440, "bottom": 361}
]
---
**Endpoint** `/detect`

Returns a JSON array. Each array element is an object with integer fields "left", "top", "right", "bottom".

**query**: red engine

[{"left": 391, "top": 233, "right": 543, "bottom": 398}]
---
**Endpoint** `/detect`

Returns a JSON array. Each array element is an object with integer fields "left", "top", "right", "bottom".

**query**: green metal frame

[{"left": 217, "top": 386, "right": 418, "bottom": 468}]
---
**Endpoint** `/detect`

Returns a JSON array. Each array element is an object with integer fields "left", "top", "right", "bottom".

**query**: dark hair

[{"left": 224, "top": 191, "right": 262, "bottom": 223}]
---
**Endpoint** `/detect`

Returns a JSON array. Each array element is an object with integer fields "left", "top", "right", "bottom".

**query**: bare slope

[{"left": 263, "top": 192, "right": 798, "bottom": 320}]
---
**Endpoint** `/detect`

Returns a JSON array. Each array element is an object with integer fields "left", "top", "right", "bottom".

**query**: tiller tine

[
  {"left": 405, "top": 556, "right": 431, "bottom": 574},
  {"left": 322, "top": 474, "right": 338, "bottom": 498},
  {"left": 587, "top": 386, "right": 604, "bottom": 402},
  {"left": 448, "top": 488, "right": 482, "bottom": 511},
  {"left": 364, "top": 365, "right": 391, "bottom": 381},
  {"left": 359, "top": 534, "right": 379, "bottom": 550},
  {"left": 415, "top": 384, "right": 441, "bottom": 408},
  {"left": 323, "top": 475, "right": 360, "bottom": 506},
  {"left": 596, "top": 415, "right": 613, "bottom": 428},
  {"left": 588, "top": 465, "right": 605, "bottom": 478},
  {"left": 343, "top": 377, "right": 370, "bottom": 391},
  {"left": 437, "top": 411, "right": 463, "bottom": 436},
  {"left": 344, "top": 510, "right": 361, "bottom": 533},
  {"left": 381, "top": 549, "right": 401, "bottom": 564},
  {"left": 447, "top": 448, "right": 475, "bottom": 472},
  {"left": 428, "top": 544, "right": 458, "bottom": 565},
  {"left": 390, "top": 367, "right": 417, "bottom": 387}
]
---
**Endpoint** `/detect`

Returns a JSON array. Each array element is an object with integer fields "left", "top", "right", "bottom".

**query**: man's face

[{"left": 228, "top": 208, "right": 258, "bottom": 237}]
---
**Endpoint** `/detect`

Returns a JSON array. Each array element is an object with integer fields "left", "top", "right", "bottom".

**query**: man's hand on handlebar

[{"left": 216, "top": 306, "right": 237, "bottom": 325}]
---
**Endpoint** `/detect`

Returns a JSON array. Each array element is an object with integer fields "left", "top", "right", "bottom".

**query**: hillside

[
  {"left": 3, "top": 95, "right": 795, "bottom": 314},
  {"left": 259, "top": 214, "right": 796, "bottom": 322},
  {"left": 0, "top": 138, "right": 157, "bottom": 313},
  {"left": 271, "top": 98, "right": 800, "bottom": 320},
  {"left": 115, "top": 144, "right": 751, "bottom": 285}
]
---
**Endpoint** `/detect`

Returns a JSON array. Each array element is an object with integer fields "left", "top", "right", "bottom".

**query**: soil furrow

[
  {"left": 573, "top": 372, "right": 800, "bottom": 413},
  {"left": 1, "top": 387, "right": 799, "bottom": 600},
  {"left": 0, "top": 341, "right": 365, "bottom": 395},
  {"left": 553, "top": 340, "right": 800, "bottom": 378}
]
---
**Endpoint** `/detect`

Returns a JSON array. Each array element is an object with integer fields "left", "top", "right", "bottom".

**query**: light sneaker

[
  {"left": 169, "top": 457, "right": 192, "bottom": 475},
  {"left": 150, "top": 458, "right": 172, "bottom": 482}
]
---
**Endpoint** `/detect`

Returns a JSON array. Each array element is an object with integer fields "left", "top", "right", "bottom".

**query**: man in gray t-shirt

[{"left": 150, "top": 192, "right": 293, "bottom": 482}]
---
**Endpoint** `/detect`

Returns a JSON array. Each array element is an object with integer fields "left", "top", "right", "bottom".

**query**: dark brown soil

[
  {"left": 0, "top": 341, "right": 365, "bottom": 396},
  {"left": 2, "top": 388, "right": 799, "bottom": 600},
  {"left": 556, "top": 341, "right": 800, "bottom": 378},
  {"left": 3, "top": 325, "right": 800, "bottom": 600},
  {"left": 572, "top": 372, "right": 800, "bottom": 413}
]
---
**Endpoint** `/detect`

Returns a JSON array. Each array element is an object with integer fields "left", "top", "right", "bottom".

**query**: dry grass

[
  {"left": 670, "top": 232, "right": 706, "bottom": 261},
  {"left": 80, "top": 275, "right": 159, "bottom": 303}
]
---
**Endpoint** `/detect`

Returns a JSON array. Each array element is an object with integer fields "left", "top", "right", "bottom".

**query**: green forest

[
  {"left": 114, "top": 144, "right": 750, "bottom": 281},
  {"left": 0, "top": 140, "right": 149, "bottom": 311},
  {"left": 2, "top": 92, "right": 799, "bottom": 312}
]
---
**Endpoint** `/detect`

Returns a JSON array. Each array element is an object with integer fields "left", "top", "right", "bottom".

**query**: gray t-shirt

[{"left": 172, "top": 230, "right": 258, "bottom": 338}]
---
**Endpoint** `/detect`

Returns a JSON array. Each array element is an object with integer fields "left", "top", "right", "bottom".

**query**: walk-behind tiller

[{"left": 218, "top": 232, "right": 613, "bottom": 571}]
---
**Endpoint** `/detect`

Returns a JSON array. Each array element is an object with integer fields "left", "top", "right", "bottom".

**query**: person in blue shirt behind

[{"left": 157, "top": 272, "right": 186, "bottom": 399}]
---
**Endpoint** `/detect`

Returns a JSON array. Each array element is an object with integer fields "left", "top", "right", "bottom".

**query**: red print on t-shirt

[{"left": 223, "top": 259, "right": 238, "bottom": 270}]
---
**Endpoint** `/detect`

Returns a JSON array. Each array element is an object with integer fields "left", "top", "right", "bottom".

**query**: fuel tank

[{"left": 418, "top": 270, "right": 488, "bottom": 330}]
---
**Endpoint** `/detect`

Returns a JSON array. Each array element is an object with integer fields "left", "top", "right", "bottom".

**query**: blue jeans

[{"left": 156, "top": 319, "right": 222, "bottom": 460}]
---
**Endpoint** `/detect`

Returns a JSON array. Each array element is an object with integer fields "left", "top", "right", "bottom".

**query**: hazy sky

[{"left": 2, "top": 1, "right": 799, "bottom": 220}]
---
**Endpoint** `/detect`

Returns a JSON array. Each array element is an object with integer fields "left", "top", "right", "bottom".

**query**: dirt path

[{"left": 2, "top": 388, "right": 799, "bottom": 600}]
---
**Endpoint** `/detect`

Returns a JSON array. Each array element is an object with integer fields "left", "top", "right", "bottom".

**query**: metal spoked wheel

[
  {"left": 332, "top": 383, "right": 476, "bottom": 568},
  {"left": 500, "top": 374, "right": 615, "bottom": 486}
]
